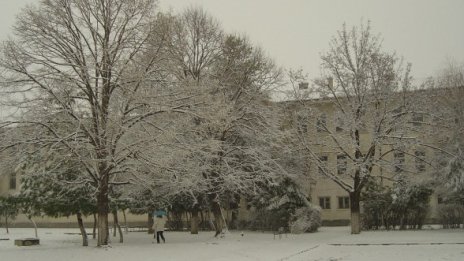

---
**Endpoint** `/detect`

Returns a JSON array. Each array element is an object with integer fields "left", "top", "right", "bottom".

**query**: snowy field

[{"left": 1, "top": 226, "right": 463, "bottom": 261}]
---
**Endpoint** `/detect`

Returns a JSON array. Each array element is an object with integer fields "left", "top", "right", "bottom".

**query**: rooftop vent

[{"left": 299, "top": 82, "right": 309, "bottom": 90}]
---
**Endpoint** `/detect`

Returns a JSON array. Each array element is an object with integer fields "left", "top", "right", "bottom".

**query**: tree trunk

[
  {"left": 97, "top": 178, "right": 109, "bottom": 246},
  {"left": 112, "top": 210, "right": 123, "bottom": 243},
  {"left": 93, "top": 214, "right": 97, "bottom": 239},
  {"left": 28, "top": 216, "right": 38, "bottom": 238},
  {"left": 77, "top": 212, "right": 88, "bottom": 246},
  {"left": 350, "top": 190, "right": 361, "bottom": 234},
  {"left": 113, "top": 211, "right": 117, "bottom": 237},
  {"left": 200, "top": 210, "right": 205, "bottom": 230},
  {"left": 191, "top": 205, "right": 199, "bottom": 234},
  {"left": 148, "top": 213, "right": 154, "bottom": 234},
  {"left": 122, "top": 209, "right": 128, "bottom": 234},
  {"left": 231, "top": 210, "right": 238, "bottom": 230},
  {"left": 209, "top": 194, "right": 223, "bottom": 237},
  {"left": 5, "top": 216, "right": 9, "bottom": 234}
]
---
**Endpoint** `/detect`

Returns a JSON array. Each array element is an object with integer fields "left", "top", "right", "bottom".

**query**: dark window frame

[
  {"left": 412, "top": 113, "right": 424, "bottom": 126},
  {"left": 319, "top": 197, "right": 331, "bottom": 209},
  {"left": 9, "top": 173, "right": 17, "bottom": 190},
  {"left": 394, "top": 151, "right": 405, "bottom": 173},
  {"left": 297, "top": 114, "right": 308, "bottom": 134},
  {"left": 318, "top": 155, "right": 328, "bottom": 175},
  {"left": 415, "top": 150, "right": 426, "bottom": 172},
  {"left": 316, "top": 113, "right": 327, "bottom": 132},
  {"left": 337, "top": 154, "right": 347, "bottom": 175},
  {"left": 335, "top": 114, "right": 344, "bottom": 132},
  {"left": 338, "top": 196, "right": 350, "bottom": 209},
  {"left": 437, "top": 197, "right": 444, "bottom": 204}
]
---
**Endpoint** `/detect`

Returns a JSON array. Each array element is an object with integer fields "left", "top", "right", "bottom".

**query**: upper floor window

[
  {"left": 391, "top": 107, "right": 405, "bottom": 133},
  {"left": 335, "top": 114, "right": 345, "bottom": 132},
  {"left": 297, "top": 114, "right": 308, "bottom": 134},
  {"left": 337, "top": 155, "right": 347, "bottom": 175},
  {"left": 437, "top": 197, "right": 444, "bottom": 204},
  {"left": 412, "top": 113, "right": 424, "bottom": 126},
  {"left": 9, "top": 173, "right": 17, "bottom": 190},
  {"left": 415, "top": 150, "right": 426, "bottom": 172},
  {"left": 318, "top": 155, "right": 328, "bottom": 175},
  {"left": 394, "top": 151, "right": 405, "bottom": 173},
  {"left": 316, "top": 113, "right": 327, "bottom": 132}
]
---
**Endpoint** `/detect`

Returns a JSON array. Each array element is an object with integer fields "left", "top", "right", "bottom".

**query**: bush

[
  {"left": 246, "top": 177, "right": 318, "bottom": 232},
  {"left": 437, "top": 204, "right": 464, "bottom": 228},
  {"left": 289, "top": 205, "right": 321, "bottom": 233},
  {"left": 362, "top": 179, "right": 433, "bottom": 230},
  {"left": 247, "top": 207, "right": 290, "bottom": 231},
  {"left": 362, "top": 181, "right": 391, "bottom": 230}
]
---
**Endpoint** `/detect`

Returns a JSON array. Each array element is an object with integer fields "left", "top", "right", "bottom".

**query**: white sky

[{"left": 1, "top": 0, "right": 463, "bottom": 82}]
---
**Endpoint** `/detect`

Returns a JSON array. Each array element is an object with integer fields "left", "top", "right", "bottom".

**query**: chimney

[
  {"left": 299, "top": 82, "right": 309, "bottom": 90},
  {"left": 328, "top": 77, "right": 334, "bottom": 88}
]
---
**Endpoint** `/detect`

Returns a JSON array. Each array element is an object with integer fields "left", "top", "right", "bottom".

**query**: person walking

[{"left": 153, "top": 215, "right": 167, "bottom": 244}]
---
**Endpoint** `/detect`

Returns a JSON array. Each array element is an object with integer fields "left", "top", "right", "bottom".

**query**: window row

[
  {"left": 319, "top": 196, "right": 350, "bottom": 210},
  {"left": 393, "top": 150, "right": 427, "bottom": 173},
  {"left": 318, "top": 155, "right": 347, "bottom": 175},
  {"left": 297, "top": 112, "right": 427, "bottom": 134},
  {"left": 317, "top": 149, "right": 427, "bottom": 176}
]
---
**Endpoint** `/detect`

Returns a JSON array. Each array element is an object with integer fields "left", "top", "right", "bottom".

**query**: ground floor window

[
  {"left": 319, "top": 197, "right": 331, "bottom": 209},
  {"left": 338, "top": 196, "right": 350, "bottom": 209}
]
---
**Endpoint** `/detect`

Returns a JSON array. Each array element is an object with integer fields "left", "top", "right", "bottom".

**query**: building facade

[
  {"left": 281, "top": 88, "right": 457, "bottom": 225},
  {"left": 1, "top": 87, "right": 458, "bottom": 228}
]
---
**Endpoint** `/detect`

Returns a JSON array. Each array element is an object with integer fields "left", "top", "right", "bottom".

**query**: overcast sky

[{"left": 1, "top": 0, "right": 463, "bottom": 83}]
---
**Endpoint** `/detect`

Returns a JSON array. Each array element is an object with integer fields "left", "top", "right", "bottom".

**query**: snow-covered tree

[
  {"left": 138, "top": 80, "right": 284, "bottom": 236},
  {"left": 16, "top": 147, "right": 96, "bottom": 246},
  {"left": 362, "top": 177, "right": 433, "bottom": 230},
  {"left": 283, "top": 22, "right": 414, "bottom": 234},
  {"left": 0, "top": 196, "right": 19, "bottom": 234},
  {"left": 135, "top": 28, "right": 284, "bottom": 236},
  {"left": 422, "top": 61, "right": 464, "bottom": 204},
  {"left": 247, "top": 176, "right": 321, "bottom": 233},
  {"left": 122, "top": 7, "right": 285, "bottom": 236},
  {"left": 167, "top": 6, "right": 223, "bottom": 82},
  {"left": 0, "top": 0, "right": 194, "bottom": 246}
]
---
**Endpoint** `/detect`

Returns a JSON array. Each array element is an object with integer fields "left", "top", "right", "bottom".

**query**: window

[
  {"left": 437, "top": 197, "right": 444, "bottom": 204},
  {"left": 394, "top": 151, "right": 405, "bottom": 173},
  {"left": 316, "top": 113, "right": 327, "bottom": 132},
  {"left": 415, "top": 150, "right": 426, "bottom": 172},
  {"left": 392, "top": 107, "right": 403, "bottom": 115},
  {"left": 318, "top": 155, "right": 328, "bottom": 175},
  {"left": 338, "top": 196, "right": 350, "bottom": 209},
  {"left": 412, "top": 113, "right": 424, "bottom": 126},
  {"left": 319, "top": 197, "right": 331, "bottom": 209},
  {"left": 337, "top": 155, "right": 347, "bottom": 175},
  {"left": 297, "top": 115, "right": 308, "bottom": 134},
  {"left": 335, "top": 114, "right": 344, "bottom": 132},
  {"left": 298, "top": 82, "right": 309, "bottom": 90},
  {"left": 9, "top": 173, "right": 16, "bottom": 190},
  {"left": 391, "top": 107, "right": 404, "bottom": 133}
]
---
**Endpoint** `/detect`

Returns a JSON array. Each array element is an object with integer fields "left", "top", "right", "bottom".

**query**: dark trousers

[{"left": 155, "top": 231, "right": 165, "bottom": 243}]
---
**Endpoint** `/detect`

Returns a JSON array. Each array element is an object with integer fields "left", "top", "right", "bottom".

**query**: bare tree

[
  {"left": 167, "top": 6, "right": 223, "bottom": 82},
  {"left": 284, "top": 22, "right": 413, "bottom": 234},
  {"left": 0, "top": 0, "right": 192, "bottom": 246}
]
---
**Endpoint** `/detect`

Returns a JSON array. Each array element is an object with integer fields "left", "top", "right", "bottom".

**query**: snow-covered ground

[{"left": 1, "top": 226, "right": 463, "bottom": 261}]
